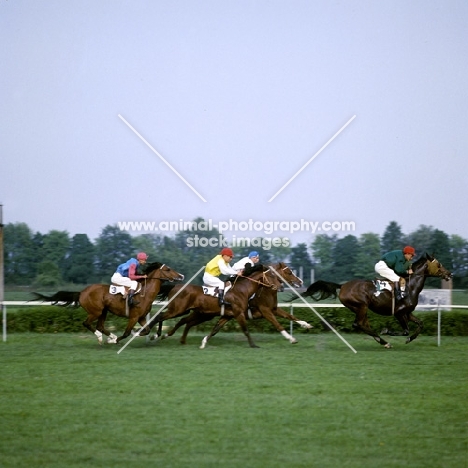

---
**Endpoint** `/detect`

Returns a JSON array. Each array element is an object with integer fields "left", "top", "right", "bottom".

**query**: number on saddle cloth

[
  {"left": 373, "top": 279, "right": 392, "bottom": 296},
  {"left": 202, "top": 286, "right": 219, "bottom": 298},
  {"left": 109, "top": 283, "right": 141, "bottom": 296}
]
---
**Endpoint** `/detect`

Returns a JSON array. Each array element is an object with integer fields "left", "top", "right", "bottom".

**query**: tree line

[{"left": 3, "top": 219, "right": 468, "bottom": 288}]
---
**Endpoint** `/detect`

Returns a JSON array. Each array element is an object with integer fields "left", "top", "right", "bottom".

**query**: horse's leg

[
  {"left": 351, "top": 307, "right": 392, "bottom": 348},
  {"left": 96, "top": 310, "right": 118, "bottom": 344},
  {"left": 200, "top": 317, "right": 231, "bottom": 349},
  {"left": 116, "top": 315, "right": 141, "bottom": 343},
  {"left": 180, "top": 314, "right": 213, "bottom": 344},
  {"left": 274, "top": 307, "right": 313, "bottom": 330},
  {"left": 82, "top": 310, "right": 105, "bottom": 345},
  {"left": 382, "top": 314, "right": 410, "bottom": 337},
  {"left": 256, "top": 307, "right": 298, "bottom": 344},
  {"left": 406, "top": 312, "right": 424, "bottom": 344}
]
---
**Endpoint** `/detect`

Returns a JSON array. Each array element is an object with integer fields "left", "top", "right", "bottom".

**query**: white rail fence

[{"left": 3, "top": 300, "right": 468, "bottom": 346}]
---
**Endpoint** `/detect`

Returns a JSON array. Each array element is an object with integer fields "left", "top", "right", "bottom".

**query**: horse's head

[
  {"left": 272, "top": 263, "right": 303, "bottom": 288},
  {"left": 145, "top": 262, "right": 185, "bottom": 282},
  {"left": 424, "top": 254, "right": 452, "bottom": 281}
]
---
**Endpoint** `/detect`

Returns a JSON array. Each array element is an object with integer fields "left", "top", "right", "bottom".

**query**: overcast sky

[{"left": 1, "top": 0, "right": 467, "bottom": 247}]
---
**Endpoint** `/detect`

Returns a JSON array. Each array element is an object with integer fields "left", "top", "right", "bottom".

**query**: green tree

[
  {"left": 450, "top": 235, "right": 468, "bottom": 288},
  {"left": 311, "top": 234, "right": 337, "bottom": 280},
  {"left": 4, "top": 222, "right": 36, "bottom": 285},
  {"left": 35, "top": 260, "right": 62, "bottom": 288},
  {"left": 290, "top": 243, "right": 313, "bottom": 284},
  {"left": 41, "top": 230, "right": 71, "bottom": 281},
  {"left": 406, "top": 225, "right": 435, "bottom": 255},
  {"left": 95, "top": 225, "right": 134, "bottom": 281},
  {"left": 333, "top": 235, "right": 360, "bottom": 282},
  {"left": 63, "top": 234, "right": 96, "bottom": 284},
  {"left": 381, "top": 221, "right": 404, "bottom": 253},
  {"left": 353, "top": 233, "right": 381, "bottom": 279}
]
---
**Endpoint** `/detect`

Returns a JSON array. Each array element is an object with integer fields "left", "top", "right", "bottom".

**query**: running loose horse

[
  {"left": 159, "top": 263, "right": 313, "bottom": 347},
  {"left": 34, "top": 262, "right": 184, "bottom": 344},
  {"left": 149, "top": 264, "right": 283, "bottom": 348},
  {"left": 292, "top": 254, "right": 452, "bottom": 348}
]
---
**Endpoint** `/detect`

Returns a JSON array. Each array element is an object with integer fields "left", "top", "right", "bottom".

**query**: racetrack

[{"left": 1, "top": 333, "right": 466, "bottom": 467}]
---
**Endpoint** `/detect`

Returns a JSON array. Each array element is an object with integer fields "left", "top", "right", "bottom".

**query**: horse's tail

[
  {"left": 289, "top": 280, "right": 342, "bottom": 302},
  {"left": 156, "top": 283, "right": 177, "bottom": 301},
  {"left": 31, "top": 291, "right": 81, "bottom": 307}
]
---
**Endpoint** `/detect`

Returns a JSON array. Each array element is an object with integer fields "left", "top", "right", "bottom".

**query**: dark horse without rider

[{"left": 293, "top": 254, "right": 452, "bottom": 348}]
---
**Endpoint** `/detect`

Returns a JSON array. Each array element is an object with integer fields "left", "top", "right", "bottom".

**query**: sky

[{"left": 1, "top": 0, "right": 468, "bottom": 249}]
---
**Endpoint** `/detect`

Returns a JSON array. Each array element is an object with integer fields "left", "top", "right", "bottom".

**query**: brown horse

[
  {"left": 148, "top": 264, "right": 283, "bottom": 348},
  {"left": 34, "top": 262, "right": 184, "bottom": 344},
  {"left": 293, "top": 254, "right": 452, "bottom": 348},
  {"left": 159, "top": 263, "right": 313, "bottom": 347}
]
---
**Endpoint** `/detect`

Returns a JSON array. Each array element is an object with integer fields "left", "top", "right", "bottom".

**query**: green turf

[{"left": 1, "top": 333, "right": 467, "bottom": 468}]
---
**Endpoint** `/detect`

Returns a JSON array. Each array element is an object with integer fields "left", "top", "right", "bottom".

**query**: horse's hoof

[
  {"left": 291, "top": 339, "right": 298, "bottom": 344},
  {"left": 405, "top": 337, "right": 412, "bottom": 344},
  {"left": 381, "top": 328, "right": 389, "bottom": 335},
  {"left": 384, "top": 343, "right": 392, "bottom": 349}
]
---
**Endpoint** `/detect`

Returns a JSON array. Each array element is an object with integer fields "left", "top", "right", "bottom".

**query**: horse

[
  {"left": 147, "top": 264, "right": 283, "bottom": 348},
  {"left": 158, "top": 263, "right": 313, "bottom": 347},
  {"left": 33, "top": 262, "right": 184, "bottom": 344},
  {"left": 291, "top": 253, "right": 452, "bottom": 348}
]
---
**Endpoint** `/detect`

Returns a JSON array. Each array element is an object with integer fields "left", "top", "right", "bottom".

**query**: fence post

[
  {"left": 290, "top": 303, "right": 293, "bottom": 337},
  {"left": 2, "top": 304, "right": 6, "bottom": 342},
  {"left": 437, "top": 299, "right": 441, "bottom": 347}
]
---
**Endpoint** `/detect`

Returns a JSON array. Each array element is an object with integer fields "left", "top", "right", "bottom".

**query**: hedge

[{"left": 5, "top": 306, "right": 468, "bottom": 336}]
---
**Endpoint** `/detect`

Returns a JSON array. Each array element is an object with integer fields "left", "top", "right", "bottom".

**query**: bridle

[{"left": 234, "top": 268, "right": 280, "bottom": 290}]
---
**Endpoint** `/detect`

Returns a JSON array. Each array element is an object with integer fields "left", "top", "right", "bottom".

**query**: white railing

[{"left": 2, "top": 301, "right": 468, "bottom": 346}]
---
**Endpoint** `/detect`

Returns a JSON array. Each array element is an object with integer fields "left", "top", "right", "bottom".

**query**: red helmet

[
  {"left": 403, "top": 246, "right": 415, "bottom": 255},
  {"left": 220, "top": 248, "right": 234, "bottom": 257},
  {"left": 136, "top": 252, "right": 148, "bottom": 261}
]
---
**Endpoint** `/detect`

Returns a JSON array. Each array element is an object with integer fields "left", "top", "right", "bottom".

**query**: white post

[
  {"left": 290, "top": 303, "right": 293, "bottom": 337},
  {"left": 437, "top": 299, "right": 441, "bottom": 347},
  {"left": 2, "top": 304, "right": 6, "bottom": 342}
]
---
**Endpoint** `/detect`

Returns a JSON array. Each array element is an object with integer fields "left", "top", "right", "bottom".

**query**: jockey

[
  {"left": 375, "top": 246, "right": 415, "bottom": 300},
  {"left": 111, "top": 252, "right": 148, "bottom": 307},
  {"left": 203, "top": 248, "right": 241, "bottom": 306},
  {"left": 232, "top": 251, "right": 260, "bottom": 272}
]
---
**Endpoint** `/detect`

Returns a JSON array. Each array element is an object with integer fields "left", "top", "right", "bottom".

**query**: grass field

[{"left": 1, "top": 332, "right": 467, "bottom": 467}]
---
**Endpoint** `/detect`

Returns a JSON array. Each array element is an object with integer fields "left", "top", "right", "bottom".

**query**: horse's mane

[
  {"left": 411, "top": 253, "right": 432, "bottom": 271},
  {"left": 143, "top": 262, "right": 163, "bottom": 274},
  {"left": 156, "top": 282, "right": 177, "bottom": 301}
]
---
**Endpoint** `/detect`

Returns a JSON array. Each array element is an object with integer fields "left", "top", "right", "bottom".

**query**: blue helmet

[{"left": 248, "top": 251, "right": 259, "bottom": 258}]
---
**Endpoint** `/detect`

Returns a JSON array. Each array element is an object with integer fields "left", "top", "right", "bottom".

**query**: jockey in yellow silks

[{"left": 203, "top": 248, "right": 241, "bottom": 306}]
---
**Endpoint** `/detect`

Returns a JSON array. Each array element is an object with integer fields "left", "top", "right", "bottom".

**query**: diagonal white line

[
  {"left": 118, "top": 114, "right": 207, "bottom": 203},
  {"left": 269, "top": 268, "right": 357, "bottom": 353},
  {"left": 117, "top": 265, "right": 206, "bottom": 354},
  {"left": 268, "top": 115, "right": 356, "bottom": 202}
]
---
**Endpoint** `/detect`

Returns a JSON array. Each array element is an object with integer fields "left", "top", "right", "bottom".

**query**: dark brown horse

[
  {"left": 293, "top": 254, "right": 452, "bottom": 348},
  {"left": 158, "top": 263, "right": 313, "bottom": 347},
  {"left": 148, "top": 264, "right": 283, "bottom": 348},
  {"left": 34, "top": 262, "right": 184, "bottom": 344}
]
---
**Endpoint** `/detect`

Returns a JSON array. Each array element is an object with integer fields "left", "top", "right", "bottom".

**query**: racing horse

[
  {"left": 157, "top": 263, "right": 313, "bottom": 347},
  {"left": 33, "top": 262, "right": 184, "bottom": 344},
  {"left": 148, "top": 264, "right": 283, "bottom": 348},
  {"left": 291, "top": 253, "right": 452, "bottom": 348}
]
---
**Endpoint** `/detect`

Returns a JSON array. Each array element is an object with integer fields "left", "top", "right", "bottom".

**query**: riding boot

[
  {"left": 128, "top": 289, "right": 139, "bottom": 308},
  {"left": 218, "top": 290, "right": 231, "bottom": 307},
  {"left": 393, "top": 282, "right": 403, "bottom": 301}
]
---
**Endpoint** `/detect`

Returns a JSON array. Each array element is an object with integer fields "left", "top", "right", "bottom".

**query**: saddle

[{"left": 109, "top": 283, "right": 142, "bottom": 297}]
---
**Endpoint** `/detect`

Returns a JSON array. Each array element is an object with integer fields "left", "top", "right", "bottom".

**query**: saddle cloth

[
  {"left": 202, "top": 286, "right": 219, "bottom": 297},
  {"left": 109, "top": 283, "right": 141, "bottom": 296},
  {"left": 373, "top": 279, "right": 392, "bottom": 296}
]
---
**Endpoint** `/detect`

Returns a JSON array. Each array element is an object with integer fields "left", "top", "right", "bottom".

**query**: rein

[{"left": 236, "top": 269, "right": 278, "bottom": 290}]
